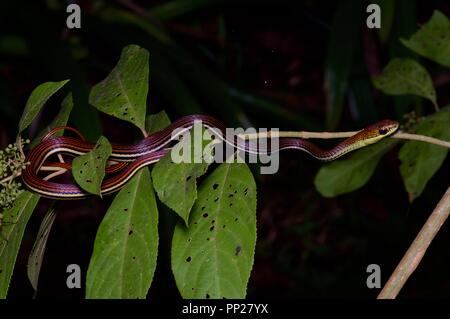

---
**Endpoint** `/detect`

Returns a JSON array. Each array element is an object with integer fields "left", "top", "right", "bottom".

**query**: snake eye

[{"left": 378, "top": 128, "right": 388, "bottom": 135}]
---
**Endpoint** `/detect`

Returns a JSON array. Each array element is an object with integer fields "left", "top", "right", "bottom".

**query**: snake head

[
  {"left": 354, "top": 119, "right": 399, "bottom": 147},
  {"left": 371, "top": 119, "right": 399, "bottom": 136}
]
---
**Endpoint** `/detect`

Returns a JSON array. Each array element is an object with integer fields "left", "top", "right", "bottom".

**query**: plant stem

[
  {"left": 378, "top": 185, "right": 450, "bottom": 299},
  {"left": 240, "top": 130, "right": 450, "bottom": 148}
]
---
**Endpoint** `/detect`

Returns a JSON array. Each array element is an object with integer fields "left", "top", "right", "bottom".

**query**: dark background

[{"left": 1, "top": 0, "right": 449, "bottom": 299}]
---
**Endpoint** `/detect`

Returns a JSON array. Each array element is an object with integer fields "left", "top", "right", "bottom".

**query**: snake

[{"left": 22, "top": 115, "right": 399, "bottom": 199}]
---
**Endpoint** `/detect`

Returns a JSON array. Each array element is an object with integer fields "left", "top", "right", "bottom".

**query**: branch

[
  {"left": 378, "top": 185, "right": 450, "bottom": 299},
  {"left": 240, "top": 130, "right": 450, "bottom": 148}
]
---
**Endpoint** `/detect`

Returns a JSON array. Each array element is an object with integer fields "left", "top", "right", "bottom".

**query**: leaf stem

[{"left": 378, "top": 185, "right": 450, "bottom": 299}]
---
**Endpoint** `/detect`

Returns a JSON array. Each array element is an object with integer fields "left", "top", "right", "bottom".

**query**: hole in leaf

[
  {"left": 210, "top": 225, "right": 215, "bottom": 231},
  {"left": 186, "top": 256, "right": 192, "bottom": 262},
  {"left": 206, "top": 294, "right": 210, "bottom": 299},
  {"left": 201, "top": 206, "right": 206, "bottom": 211},
  {"left": 211, "top": 219, "right": 215, "bottom": 224},
  {"left": 186, "top": 176, "right": 192, "bottom": 181},
  {"left": 86, "top": 179, "right": 92, "bottom": 183},
  {"left": 128, "top": 230, "right": 133, "bottom": 235},
  {"left": 203, "top": 213, "right": 208, "bottom": 218},
  {"left": 234, "top": 218, "right": 238, "bottom": 222},
  {"left": 235, "top": 246, "right": 242, "bottom": 256},
  {"left": 228, "top": 194, "right": 233, "bottom": 198},
  {"left": 214, "top": 197, "right": 219, "bottom": 202},
  {"left": 212, "top": 183, "right": 218, "bottom": 190}
]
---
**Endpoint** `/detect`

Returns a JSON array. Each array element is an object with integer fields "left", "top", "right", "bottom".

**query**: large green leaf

[
  {"left": 86, "top": 168, "right": 158, "bottom": 299},
  {"left": 18, "top": 80, "right": 69, "bottom": 133},
  {"left": 172, "top": 163, "right": 256, "bottom": 299},
  {"left": 401, "top": 10, "right": 450, "bottom": 68},
  {"left": 314, "top": 140, "right": 398, "bottom": 197},
  {"left": 30, "top": 93, "right": 74, "bottom": 148},
  {"left": 72, "top": 136, "right": 112, "bottom": 196},
  {"left": 0, "top": 191, "right": 40, "bottom": 298},
  {"left": 399, "top": 107, "right": 450, "bottom": 201},
  {"left": 372, "top": 58, "right": 437, "bottom": 108},
  {"left": 152, "top": 123, "right": 213, "bottom": 225},
  {"left": 27, "top": 208, "right": 56, "bottom": 292},
  {"left": 89, "top": 45, "right": 149, "bottom": 133}
]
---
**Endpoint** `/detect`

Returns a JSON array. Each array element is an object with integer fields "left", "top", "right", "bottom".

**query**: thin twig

[
  {"left": 378, "top": 185, "right": 450, "bottom": 299},
  {"left": 240, "top": 130, "right": 450, "bottom": 148},
  {"left": 392, "top": 132, "right": 450, "bottom": 148},
  {"left": 0, "top": 173, "right": 20, "bottom": 185}
]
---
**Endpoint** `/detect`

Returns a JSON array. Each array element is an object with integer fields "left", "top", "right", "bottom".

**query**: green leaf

[
  {"left": 314, "top": 140, "right": 398, "bottom": 197},
  {"left": 27, "top": 208, "right": 56, "bottom": 292},
  {"left": 372, "top": 58, "right": 437, "bottom": 108},
  {"left": 86, "top": 168, "right": 158, "bottom": 299},
  {"left": 399, "top": 107, "right": 450, "bottom": 201},
  {"left": 172, "top": 163, "right": 256, "bottom": 299},
  {"left": 72, "top": 136, "right": 112, "bottom": 196},
  {"left": 0, "top": 191, "right": 40, "bottom": 298},
  {"left": 401, "top": 10, "right": 450, "bottom": 68},
  {"left": 152, "top": 123, "right": 213, "bottom": 225},
  {"left": 89, "top": 45, "right": 149, "bottom": 133},
  {"left": 18, "top": 80, "right": 70, "bottom": 133},
  {"left": 30, "top": 93, "right": 74, "bottom": 148},
  {"left": 146, "top": 110, "right": 171, "bottom": 134}
]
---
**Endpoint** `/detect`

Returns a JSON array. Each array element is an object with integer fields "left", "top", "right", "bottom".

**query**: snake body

[{"left": 22, "top": 115, "right": 398, "bottom": 199}]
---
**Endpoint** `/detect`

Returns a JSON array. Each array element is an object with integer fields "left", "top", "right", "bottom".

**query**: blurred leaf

[
  {"left": 399, "top": 106, "right": 450, "bottom": 201},
  {"left": 150, "top": 51, "right": 203, "bottom": 115},
  {"left": 0, "top": 191, "right": 40, "bottom": 298},
  {"left": 374, "top": 0, "right": 395, "bottom": 44},
  {"left": 314, "top": 140, "right": 398, "bottom": 197},
  {"left": 172, "top": 163, "right": 256, "bottom": 299},
  {"left": 72, "top": 136, "right": 112, "bottom": 196},
  {"left": 19, "top": 80, "right": 70, "bottom": 133},
  {"left": 401, "top": 10, "right": 450, "bottom": 67},
  {"left": 99, "top": 7, "right": 172, "bottom": 44},
  {"left": 0, "top": 35, "right": 28, "bottom": 56},
  {"left": 27, "top": 208, "right": 56, "bottom": 292},
  {"left": 152, "top": 123, "right": 212, "bottom": 225},
  {"left": 146, "top": 110, "right": 171, "bottom": 134},
  {"left": 388, "top": 0, "right": 416, "bottom": 58},
  {"left": 30, "top": 93, "right": 74, "bottom": 148},
  {"left": 89, "top": 45, "right": 149, "bottom": 133},
  {"left": 227, "top": 88, "right": 319, "bottom": 130},
  {"left": 150, "top": 0, "right": 223, "bottom": 21},
  {"left": 86, "top": 168, "right": 158, "bottom": 299},
  {"left": 324, "top": 0, "right": 363, "bottom": 129},
  {"left": 372, "top": 58, "right": 437, "bottom": 109}
]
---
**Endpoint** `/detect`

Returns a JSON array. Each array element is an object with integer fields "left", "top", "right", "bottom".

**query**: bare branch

[{"left": 378, "top": 185, "right": 450, "bottom": 299}]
